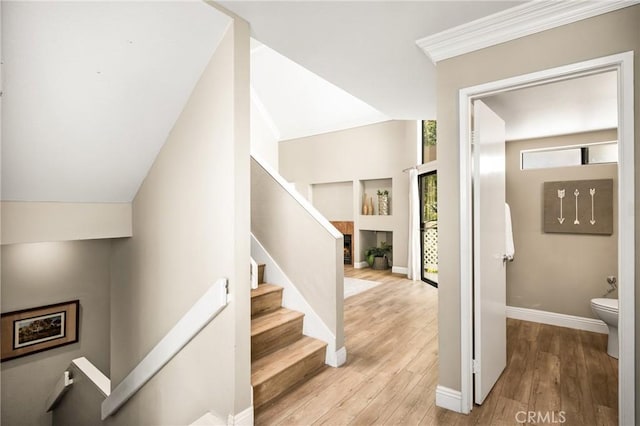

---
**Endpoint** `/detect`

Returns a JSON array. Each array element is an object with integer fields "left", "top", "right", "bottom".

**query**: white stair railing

[{"left": 101, "top": 278, "right": 228, "bottom": 420}]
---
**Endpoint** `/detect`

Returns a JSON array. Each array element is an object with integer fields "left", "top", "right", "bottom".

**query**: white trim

[
  {"left": 354, "top": 261, "right": 368, "bottom": 269},
  {"left": 190, "top": 412, "right": 227, "bottom": 426},
  {"left": 228, "top": 405, "right": 254, "bottom": 426},
  {"left": 327, "top": 346, "right": 347, "bottom": 368},
  {"left": 391, "top": 266, "right": 408, "bottom": 275},
  {"left": 72, "top": 357, "right": 111, "bottom": 397},
  {"left": 416, "top": 160, "right": 437, "bottom": 175},
  {"left": 616, "top": 51, "right": 635, "bottom": 426},
  {"left": 251, "top": 155, "right": 342, "bottom": 239},
  {"left": 416, "top": 1, "right": 639, "bottom": 63},
  {"left": 250, "top": 257, "right": 258, "bottom": 290},
  {"left": 506, "top": 306, "right": 608, "bottom": 334},
  {"left": 101, "top": 278, "right": 229, "bottom": 420},
  {"left": 435, "top": 386, "right": 463, "bottom": 413},
  {"left": 251, "top": 234, "right": 344, "bottom": 366},
  {"left": 458, "top": 53, "right": 634, "bottom": 424}
]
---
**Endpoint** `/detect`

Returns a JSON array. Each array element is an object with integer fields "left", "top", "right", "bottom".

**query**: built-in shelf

[
  {"left": 359, "top": 178, "right": 392, "bottom": 216},
  {"left": 358, "top": 214, "right": 393, "bottom": 232},
  {"left": 359, "top": 230, "right": 393, "bottom": 266},
  {"left": 307, "top": 176, "right": 397, "bottom": 268}
]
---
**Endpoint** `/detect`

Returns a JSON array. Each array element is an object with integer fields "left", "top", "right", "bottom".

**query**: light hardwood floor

[{"left": 255, "top": 267, "right": 618, "bottom": 425}]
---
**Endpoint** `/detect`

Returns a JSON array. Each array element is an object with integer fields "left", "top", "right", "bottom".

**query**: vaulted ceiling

[
  {"left": 2, "top": 1, "right": 231, "bottom": 202},
  {"left": 2, "top": 1, "right": 620, "bottom": 204}
]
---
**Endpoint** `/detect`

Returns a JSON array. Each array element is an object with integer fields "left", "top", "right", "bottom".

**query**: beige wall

[
  {"left": 436, "top": 4, "right": 640, "bottom": 397},
  {"left": 279, "top": 120, "right": 418, "bottom": 269},
  {"left": 107, "top": 17, "right": 251, "bottom": 425},
  {"left": 1, "top": 202, "right": 132, "bottom": 245},
  {"left": 312, "top": 181, "right": 354, "bottom": 222},
  {"left": 251, "top": 99, "right": 280, "bottom": 170},
  {"left": 506, "top": 130, "right": 618, "bottom": 318},
  {"left": 1, "top": 240, "right": 111, "bottom": 426},
  {"left": 251, "top": 158, "right": 344, "bottom": 349},
  {"left": 53, "top": 361, "right": 107, "bottom": 426}
]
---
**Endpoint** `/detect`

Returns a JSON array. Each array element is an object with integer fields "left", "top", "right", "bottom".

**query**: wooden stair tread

[
  {"left": 251, "top": 283, "right": 283, "bottom": 298},
  {"left": 251, "top": 336, "right": 327, "bottom": 386},
  {"left": 251, "top": 308, "right": 304, "bottom": 336}
]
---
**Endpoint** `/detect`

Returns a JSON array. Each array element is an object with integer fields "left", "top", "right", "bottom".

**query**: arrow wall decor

[
  {"left": 557, "top": 189, "right": 565, "bottom": 224},
  {"left": 543, "top": 179, "right": 613, "bottom": 235}
]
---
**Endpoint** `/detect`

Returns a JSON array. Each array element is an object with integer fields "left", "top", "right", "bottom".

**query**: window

[{"left": 521, "top": 141, "right": 617, "bottom": 170}]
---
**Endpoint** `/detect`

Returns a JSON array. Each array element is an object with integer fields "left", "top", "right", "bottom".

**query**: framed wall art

[
  {"left": 1, "top": 300, "right": 79, "bottom": 361},
  {"left": 543, "top": 179, "right": 613, "bottom": 235}
]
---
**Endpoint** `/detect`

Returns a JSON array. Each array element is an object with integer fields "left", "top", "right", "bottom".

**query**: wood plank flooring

[{"left": 255, "top": 267, "right": 618, "bottom": 425}]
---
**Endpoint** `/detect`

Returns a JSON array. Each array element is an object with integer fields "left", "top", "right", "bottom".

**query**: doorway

[{"left": 458, "top": 52, "right": 635, "bottom": 424}]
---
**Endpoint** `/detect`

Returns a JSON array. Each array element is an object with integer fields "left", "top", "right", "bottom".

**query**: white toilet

[{"left": 591, "top": 298, "right": 619, "bottom": 359}]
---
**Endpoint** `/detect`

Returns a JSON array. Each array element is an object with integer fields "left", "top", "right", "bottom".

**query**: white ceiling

[
  {"left": 483, "top": 71, "right": 618, "bottom": 141},
  {"left": 222, "top": 1, "right": 523, "bottom": 119},
  {"left": 2, "top": 1, "right": 231, "bottom": 202},
  {"left": 251, "top": 41, "right": 389, "bottom": 141},
  {"left": 4, "top": 0, "right": 614, "bottom": 204}
]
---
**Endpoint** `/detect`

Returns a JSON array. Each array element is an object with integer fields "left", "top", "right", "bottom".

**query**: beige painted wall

[
  {"left": 251, "top": 158, "right": 344, "bottom": 348},
  {"left": 107, "top": 18, "right": 251, "bottom": 425},
  {"left": 1, "top": 240, "right": 111, "bottom": 426},
  {"left": 279, "top": 120, "right": 418, "bottom": 269},
  {"left": 251, "top": 98, "right": 280, "bottom": 170},
  {"left": 312, "top": 181, "right": 354, "bottom": 222},
  {"left": 435, "top": 4, "right": 640, "bottom": 402},
  {"left": 1, "top": 202, "right": 132, "bottom": 245},
  {"left": 506, "top": 130, "right": 618, "bottom": 318}
]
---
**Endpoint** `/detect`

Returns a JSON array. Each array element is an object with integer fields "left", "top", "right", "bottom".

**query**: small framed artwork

[{"left": 1, "top": 300, "right": 79, "bottom": 361}]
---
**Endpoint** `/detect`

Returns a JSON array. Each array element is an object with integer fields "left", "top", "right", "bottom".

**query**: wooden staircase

[{"left": 251, "top": 265, "right": 327, "bottom": 409}]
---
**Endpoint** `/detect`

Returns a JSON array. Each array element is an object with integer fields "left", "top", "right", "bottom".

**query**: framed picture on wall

[{"left": 1, "top": 300, "right": 79, "bottom": 361}]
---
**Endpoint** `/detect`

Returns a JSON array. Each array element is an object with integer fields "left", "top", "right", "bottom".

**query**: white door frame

[{"left": 458, "top": 52, "right": 635, "bottom": 424}]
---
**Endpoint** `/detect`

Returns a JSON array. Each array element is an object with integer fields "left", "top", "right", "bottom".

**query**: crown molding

[{"left": 416, "top": 0, "right": 640, "bottom": 63}]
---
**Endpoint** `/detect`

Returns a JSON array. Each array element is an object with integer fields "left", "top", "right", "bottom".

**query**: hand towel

[{"left": 505, "top": 203, "right": 515, "bottom": 261}]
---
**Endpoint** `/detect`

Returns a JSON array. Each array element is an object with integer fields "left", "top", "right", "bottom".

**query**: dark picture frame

[{"left": 1, "top": 300, "right": 79, "bottom": 361}]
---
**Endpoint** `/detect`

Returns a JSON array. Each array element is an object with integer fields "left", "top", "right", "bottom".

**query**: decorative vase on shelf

[
  {"left": 368, "top": 197, "right": 374, "bottom": 215},
  {"left": 362, "top": 193, "right": 369, "bottom": 215},
  {"left": 378, "top": 194, "right": 389, "bottom": 215}
]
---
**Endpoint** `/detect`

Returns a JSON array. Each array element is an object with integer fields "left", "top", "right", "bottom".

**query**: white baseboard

[
  {"left": 392, "top": 266, "right": 408, "bottom": 275},
  {"left": 191, "top": 412, "right": 226, "bottom": 426},
  {"left": 326, "top": 346, "right": 347, "bottom": 367},
  {"left": 435, "top": 385, "right": 463, "bottom": 413},
  {"left": 228, "top": 406, "right": 253, "bottom": 426},
  {"left": 506, "top": 306, "right": 608, "bottom": 334},
  {"left": 354, "top": 261, "right": 368, "bottom": 269}
]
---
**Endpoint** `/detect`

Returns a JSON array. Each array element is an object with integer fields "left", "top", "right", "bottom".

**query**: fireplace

[
  {"left": 343, "top": 234, "right": 353, "bottom": 265},
  {"left": 330, "top": 221, "right": 354, "bottom": 266}
]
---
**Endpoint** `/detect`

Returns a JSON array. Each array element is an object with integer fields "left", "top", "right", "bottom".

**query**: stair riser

[
  {"left": 253, "top": 346, "right": 326, "bottom": 408},
  {"left": 252, "top": 317, "right": 303, "bottom": 361},
  {"left": 251, "top": 290, "right": 283, "bottom": 317}
]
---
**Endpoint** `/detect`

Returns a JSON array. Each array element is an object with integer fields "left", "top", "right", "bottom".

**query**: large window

[
  {"left": 420, "top": 171, "right": 438, "bottom": 286},
  {"left": 422, "top": 120, "right": 437, "bottom": 163}
]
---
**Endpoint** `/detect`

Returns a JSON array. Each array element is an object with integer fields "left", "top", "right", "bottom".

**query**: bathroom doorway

[{"left": 458, "top": 53, "right": 634, "bottom": 422}]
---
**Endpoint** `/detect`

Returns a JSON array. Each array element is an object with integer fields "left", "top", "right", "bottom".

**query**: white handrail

[
  {"left": 73, "top": 357, "right": 111, "bottom": 397},
  {"left": 251, "top": 155, "right": 342, "bottom": 239},
  {"left": 101, "top": 278, "right": 229, "bottom": 420},
  {"left": 45, "top": 357, "right": 110, "bottom": 413},
  {"left": 45, "top": 370, "right": 74, "bottom": 412}
]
